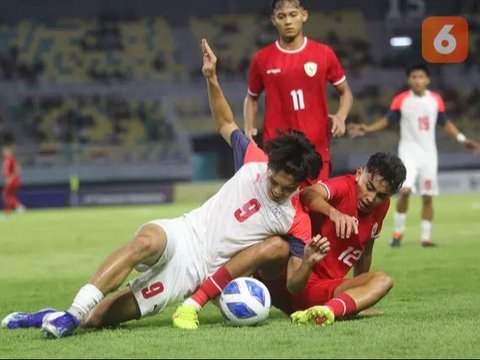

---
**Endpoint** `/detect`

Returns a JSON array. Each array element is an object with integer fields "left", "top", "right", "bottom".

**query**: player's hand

[
  {"left": 329, "top": 114, "right": 346, "bottom": 138},
  {"left": 329, "top": 208, "right": 359, "bottom": 239},
  {"left": 464, "top": 138, "right": 480, "bottom": 154},
  {"left": 304, "top": 234, "right": 330, "bottom": 266},
  {"left": 347, "top": 123, "right": 367, "bottom": 138},
  {"left": 201, "top": 38, "right": 217, "bottom": 79},
  {"left": 245, "top": 127, "right": 258, "bottom": 144}
]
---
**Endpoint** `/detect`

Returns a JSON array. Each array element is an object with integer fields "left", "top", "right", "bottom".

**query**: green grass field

[{"left": 1, "top": 194, "right": 480, "bottom": 359}]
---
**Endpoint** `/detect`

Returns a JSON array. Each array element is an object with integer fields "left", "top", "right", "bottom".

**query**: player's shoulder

[
  {"left": 306, "top": 38, "right": 335, "bottom": 53},
  {"left": 428, "top": 90, "right": 444, "bottom": 102},
  {"left": 254, "top": 43, "right": 277, "bottom": 59},
  {"left": 393, "top": 90, "right": 411, "bottom": 101}
]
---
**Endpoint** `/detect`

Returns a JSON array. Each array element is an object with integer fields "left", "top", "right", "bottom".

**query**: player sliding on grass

[
  {"left": 177, "top": 151, "right": 406, "bottom": 329},
  {"left": 2, "top": 39, "right": 329, "bottom": 338}
]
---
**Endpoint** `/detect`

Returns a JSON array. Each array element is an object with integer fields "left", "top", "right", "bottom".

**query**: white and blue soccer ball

[{"left": 219, "top": 277, "right": 271, "bottom": 326}]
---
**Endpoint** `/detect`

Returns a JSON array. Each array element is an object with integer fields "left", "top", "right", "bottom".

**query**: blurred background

[{"left": 0, "top": 0, "right": 479, "bottom": 208}]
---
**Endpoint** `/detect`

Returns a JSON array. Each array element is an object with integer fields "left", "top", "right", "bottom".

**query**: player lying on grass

[
  {"left": 172, "top": 42, "right": 403, "bottom": 329},
  {"left": 2, "top": 38, "right": 328, "bottom": 338},
  {"left": 175, "top": 152, "right": 406, "bottom": 329}
]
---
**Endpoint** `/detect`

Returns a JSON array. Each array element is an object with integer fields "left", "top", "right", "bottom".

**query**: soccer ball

[{"left": 219, "top": 277, "right": 271, "bottom": 326}]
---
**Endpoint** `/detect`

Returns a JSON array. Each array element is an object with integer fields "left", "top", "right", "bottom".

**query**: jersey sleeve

[
  {"left": 231, "top": 129, "right": 251, "bottom": 171},
  {"left": 282, "top": 235, "right": 305, "bottom": 258},
  {"left": 288, "top": 197, "right": 312, "bottom": 244},
  {"left": 318, "top": 176, "right": 351, "bottom": 202},
  {"left": 326, "top": 46, "right": 346, "bottom": 86},
  {"left": 231, "top": 129, "right": 268, "bottom": 169},
  {"left": 387, "top": 92, "right": 408, "bottom": 123},
  {"left": 247, "top": 53, "right": 264, "bottom": 97},
  {"left": 432, "top": 92, "right": 448, "bottom": 126}
]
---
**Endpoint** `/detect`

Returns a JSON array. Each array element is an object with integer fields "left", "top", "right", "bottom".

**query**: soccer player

[
  {"left": 2, "top": 142, "right": 25, "bottom": 217},
  {"left": 348, "top": 64, "right": 480, "bottom": 247},
  {"left": 261, "top": 152, "right": 407, "bottom": 326},
  {"left": 2, "top": 39, "right": 326, "bottom": 338},
  {"left": 172, "top": 39, "right": 331, "bottom": 329},
  {"left": 244, "top": 0, "right": 353, "bottom": 181}
]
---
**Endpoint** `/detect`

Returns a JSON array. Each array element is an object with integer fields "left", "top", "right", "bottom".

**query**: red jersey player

[
  {"left": 174, "top": 152, "right": 406, "bottom": 329},
  {"left": 2, "top": 143, "right": 24, "bottom": 217},
  {"left": 270, "top": 152, "right": 406, "bottom": 325},
  {"left": 244, "top": 0, "right": 353, "bottom": 180}
]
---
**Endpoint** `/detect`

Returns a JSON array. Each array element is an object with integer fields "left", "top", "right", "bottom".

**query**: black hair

[
  {"left": 406, "top": 63, "right": 430, "bottom": 77},
  {"left": 366, "top": 152, "right": 406, "bottom": 195},
  {"left": 264, "top": 129, "right": 321, "bottom": 183},
  {"left": 271, "top": 0, "right": 306, "bottom": 11}
]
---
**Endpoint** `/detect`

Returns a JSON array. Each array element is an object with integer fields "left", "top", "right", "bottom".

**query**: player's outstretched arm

[
  {"left": 442, "top": 120, "right": 480, "bottom": 153},
  {"left": 202, "top": 38, "right": 239, "bottom": 147},
  {"left": 286, "top": 235, "right": 330, "bottom": 294},
  {"left": 353, "top": 238, "right": 374, "bottom": 276},
  {"left": 347, "top": 116, "right": 389, "bottom": 138}
]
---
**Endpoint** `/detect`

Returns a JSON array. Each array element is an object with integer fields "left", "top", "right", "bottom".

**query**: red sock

[
  {"left": 324, "top": 293, "right": 357, "bottom": 319},
  {"left": 191, "top": 266, "right": 233, "bottom": 308}
]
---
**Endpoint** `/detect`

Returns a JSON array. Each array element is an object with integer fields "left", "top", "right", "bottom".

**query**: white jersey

[
  {"left": 183, "top": 133, "right": 311, "bottom": 280},
  {"left": 129, "top": 131, "right": 311, "bottom": 316},
  {"left": 388, "top": 90, "right": 447, "bottom": 156}
]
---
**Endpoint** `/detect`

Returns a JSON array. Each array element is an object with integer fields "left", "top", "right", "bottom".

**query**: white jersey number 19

[{"left": 290, "top": 89, "right": 305, "bottom": 111}]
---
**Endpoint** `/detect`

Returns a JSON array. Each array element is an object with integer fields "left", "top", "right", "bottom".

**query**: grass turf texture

[{"left": 1, "top": 194, "right": 479, "bottom": 358}]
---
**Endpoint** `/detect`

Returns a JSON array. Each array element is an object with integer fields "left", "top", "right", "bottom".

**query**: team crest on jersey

[
  {"left": 304, "top": 62, "right": 317, "bottom": 77},
  {"left": 371, "top": 223, "right": 379, "bottom": 238}
]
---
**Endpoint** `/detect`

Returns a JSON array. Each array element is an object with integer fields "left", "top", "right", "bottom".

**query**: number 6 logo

[{"left": 422, "top": 16, "right": 468, "bottom": 63}]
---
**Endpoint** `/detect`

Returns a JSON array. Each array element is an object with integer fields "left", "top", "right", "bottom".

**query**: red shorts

[
  {"left": 291, "top": 277, "right": 348, "bottom": 311},
  {"left": 257, "top": 274, "right": 348, "bottom": 315}
]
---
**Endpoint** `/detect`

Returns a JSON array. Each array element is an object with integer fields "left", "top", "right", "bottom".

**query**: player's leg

[
  {"left": 419, "top": 159, "right": 438, "bottom": 247},
  {"left": 83, "top": 288, "right": 141, "bottom": 328},
  {"left": 291, "top": 272, "right": 393, "bottom": 325},
  {"left": 173, "top": 236, "right": 289, "bottom": 330},
  {"left": 391, "top": 151, "right": 418, "bottom": 247},
  {"left": 41, "top": 222, "right": 168, "bottom": 338}
]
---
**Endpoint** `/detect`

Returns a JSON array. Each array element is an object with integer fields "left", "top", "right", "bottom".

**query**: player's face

[
  {"left": 355, "top": 168, "right": 391, "bottom": 214},
  {"left": 267, "top": 169, "right": 299, "bottom": 203},
  {"left": 408, "top": 70, "right": 430, "bottom": 94},
  {"left": 271, "top": 2, "right": 308, "bottom": 40}
]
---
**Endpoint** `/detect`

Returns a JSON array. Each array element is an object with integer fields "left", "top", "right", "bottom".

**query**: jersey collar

[{"left": 275, "top": 36, "right": 308, "bottom": 54}]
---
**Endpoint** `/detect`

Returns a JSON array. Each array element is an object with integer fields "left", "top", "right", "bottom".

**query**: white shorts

[
  {"left": 128, "top": 217, "right": 202, "bottom": 317},
  {"left": 399, "top": 147, "right": 438, "bottom": 196}
]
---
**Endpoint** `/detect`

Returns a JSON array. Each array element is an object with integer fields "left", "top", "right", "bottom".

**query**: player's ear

[
  {"left": 270, "top": 14, "right": 277, "bottom": 27},
  {"left": 355, "top": 166, "right": 363, "bottom": 182},
  {"left": 302, "top": 9, "right": 308, "bottom": 23}
]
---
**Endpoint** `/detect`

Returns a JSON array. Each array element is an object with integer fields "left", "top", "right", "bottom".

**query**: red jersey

[
  {"left": 309, "top": 174, "right": 390, "bottom": 280},
  {"left": 248, "top": 37, "right": 346, "bottom": 162},
  {"left": 3, "top": 154, "right": 18, "bottom": 179}
]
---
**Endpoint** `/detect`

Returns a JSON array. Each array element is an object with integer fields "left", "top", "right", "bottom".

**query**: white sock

[
  {"left": 68, "top": 284, "right": 104, "bottom": 321},
  {"left": 421, "top": 220, "right": 432, "bottom": 242},
  {"left": 394, "top": 212, "right": 407, "bottom": 234},
  {"left": 182, "top": 298, "right": 202, "bottom": 311}
]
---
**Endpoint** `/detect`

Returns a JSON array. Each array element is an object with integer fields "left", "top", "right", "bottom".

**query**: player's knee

[
  {"left": 422, "top": 195, "right": 433, "bottom": 206},
  {"left": 131, "top": 224, "right": 166, "bottom": 260},
  {"left": 399, "top": 188, "right": 411, "bottom": 196},
  {"left": 374, "top": 271, "right": 394, "bottom": 293},
  {"left": 262, "top": 236, "right": 290, "bottom": 262}
]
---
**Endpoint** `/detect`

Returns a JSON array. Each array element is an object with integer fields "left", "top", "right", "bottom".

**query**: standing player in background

[
  {"left": 244, "top": 0, "right": 353, "bottom": 181},
  {"left": 348, "top": 64, "right": 480, "bottom": 248},
  {"left": 2, "top": 39, "right": 327, "bottom": 337},
  {"left": 2, "top": 142, "right": 25, "bottom": 218}
]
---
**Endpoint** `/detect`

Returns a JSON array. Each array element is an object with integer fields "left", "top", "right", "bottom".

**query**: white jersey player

[
  {"left": 1, "top": 39, "right": 324, "bottom": 338},
  {"left": 348, "top": 64, "right": 480, "bottom": 247}
]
